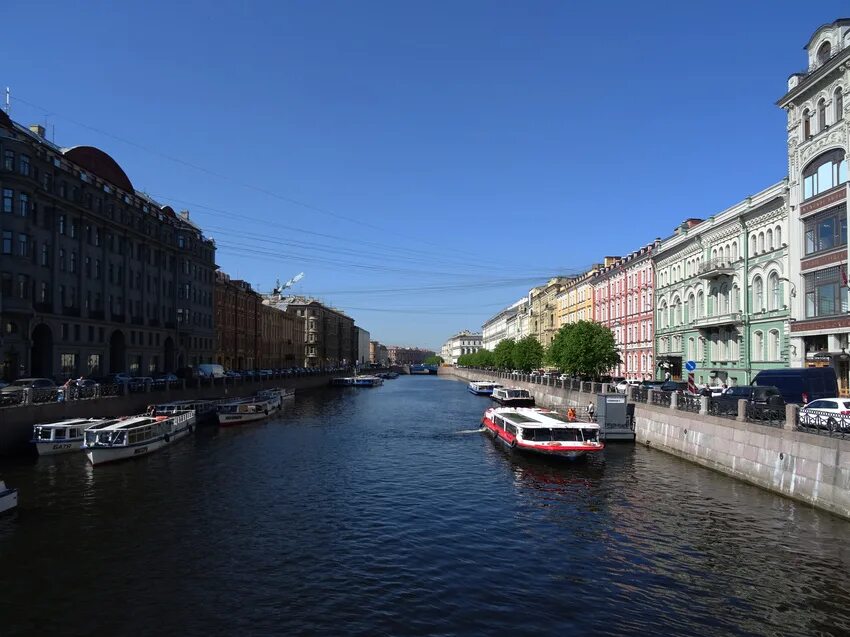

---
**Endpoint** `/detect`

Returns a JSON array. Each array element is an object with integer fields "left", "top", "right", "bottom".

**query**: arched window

[
  {"left": 719, "top": 284, "right": 729, "bottom": 314},
  {"left": 697, "top": 290, "right": 704, "bottom": 318},
  {"left": 775, "top": 225, "right": 782, "bottom": 247},
  {"left": 674, "top": 298, "right": 682, "bottom": 325},
  {"left": 731, "top": 241, "right": 738, "bottom": 261},
  {"left": 753, "top": 276, "right": 763, "bottom": 311},
  {"left": 758, "top": 232, "right": 765, "bottom": 253},
  {"left": 724, "top": 245, "right": 730, "bottom": 263},
  {"left": 752, "top": 331, "right": 763, "bottom": 362},
  {"left": 769, "top": 272, "right": 780, "bottom": 310},
  {"left": 648, "top": 353, "right": 653, "bottom": 372},
  {"left": 803, "top": 109, "right": 812, "bottom": 138},
  {"left": 731, "top": 285, "right": 740, "bottom": 313},
  {"left": 818, "top": 41, "right": 832, "bottom": 65},
  {"left": 711, "top": 248, "right": 717, "bottom": 261},
  {"left": 728, "top": 332, "right": 738, "bottom": 361},
  {"left": 750, "top": 234, "right": 757, "bottom": 255},
  {"left": 818, "top": 98, "right": 827, "bottom": 131},
  {"left": 658, "top": 302, "right": 667, "bottom": 328},
  {"left": 802, "top": 149, "right": 847, "bottom": 200},
  {"left": 768, "top": 330, "right": 780, "bottom": 361},
  {"left": 836, "top": 88, "right": 844, "bottom": 122},
  {"left": 688, "top": 337, "right": 695, "bottom": 361},
  {"left": 766, "top": 229, "right": 773, "bottom": 251},
  {"left": 687, "top": 293, "right": 695, "bottom": 322}
]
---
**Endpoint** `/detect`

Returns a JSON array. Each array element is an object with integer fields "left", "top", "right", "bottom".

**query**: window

[
  {"left": 818, "top": 98, "right": 827, "bottom": 131},
  {"left": 803, "top": 109, "right": 812, "bottom": 138},
  {"left": 803, "top": 149, "right": 847, "bottom": 200},
  {"left": 61, "top": 354, "right": 77, "bottom": 375},
  {"left": 58, "top": 214, "right": 66, "bottom": 235},
  {"left": 16, "top": 274, "right": 29, "bottom": 299},
  {"left": 17, "top": 233, "right": 29, "bottom": 258},
  {"left": 752, "top": 331, "right": 763, "bottom": 361},
  {"left": 40, "top": 243, "right": 49, "bottom": 266},
  {"left": 39, "top": 281, "right": 48, "bottom": 303},
  {"left": 805, "top": 266, "right": 848, "bottom": 318},
  {"left": 87, "top": 354, "right": 101, "bottom": 375},
  {"left": 753, "top": 276, "right": 763, "bottom": 311},
  {"left": 818, "top": 41, "right": 832, "bottom": 65},
  {"left": 769, "top": 272, "right": 780, "bottom": 310},
  {"left": 775, "top": 225, "right": 782, "bottom": 247},
  {"left": 70, "top": 251, "right": 77, "bottom": 273},
  {"left": 768, "top": 330, "right": 780, "bottom": 361},
  {"left": 2, "top": 188, "right": 12, "bottom": 213},
  {"left": 836, "top": 88, "right": 844, "bottom": 122},
  {"left": 804, "top": 205, "right": 847, "bottom": 255},
  {"left": 1, "top": 230, "right": 11, "bottom": 255},
  {"left": 3, "top": 150, "right": 13, "bottom": 171},
  {"left": 59, "top": 248, "right": 65, "bottom": 271},
  {"left": 19, "top": 154, "right": 30, "bottom": 177}
]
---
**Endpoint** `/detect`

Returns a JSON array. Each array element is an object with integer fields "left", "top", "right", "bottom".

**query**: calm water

[{"left": 2, "top": 375, "right": 850, "bottom": 636}]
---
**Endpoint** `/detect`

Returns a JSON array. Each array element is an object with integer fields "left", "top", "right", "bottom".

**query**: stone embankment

[
  {"left": 444, "top": 367, "right": 850, "bottom": 520},
  {"left": 0, "top": 372, "right": 360, "bottom": 454}
]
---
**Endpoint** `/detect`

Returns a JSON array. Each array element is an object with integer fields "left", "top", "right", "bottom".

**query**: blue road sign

[{"left": 685, "top": 360, "right": 697, "bottom": 372}]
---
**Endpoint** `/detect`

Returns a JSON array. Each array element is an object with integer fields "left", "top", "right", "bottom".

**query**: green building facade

[{"left": 653, "top": 181, "right": 790, "bottom": 387}]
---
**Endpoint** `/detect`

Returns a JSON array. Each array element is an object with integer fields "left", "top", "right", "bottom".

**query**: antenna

[{"left": 4, "top": 87, "right": 9, "bottom": 114}]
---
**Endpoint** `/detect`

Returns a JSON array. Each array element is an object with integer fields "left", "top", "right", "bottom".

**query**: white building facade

[
  {"left": 355, "top": 327, "right": 371, "bottom": 366},
  {"left": 441, "top": 330, "right": 483, "bottom": 365},
  {"left": 481, "top": 299, "right": 526, "bottom": 351},
  {"left": 780, "top": 19, "right": 850, "bottom": 396}
]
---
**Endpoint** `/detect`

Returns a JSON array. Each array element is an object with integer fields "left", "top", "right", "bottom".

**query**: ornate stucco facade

[
  {"left": 780, "top": 19, "right": 850, "bottom": 395},
  {"left": 653, "top": 183, "right": 790, "bottom": 386}
]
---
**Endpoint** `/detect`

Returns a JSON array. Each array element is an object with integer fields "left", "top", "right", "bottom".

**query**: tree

[
  {"left": 493, "top": 338, "right": 516, "bottom": 370},
  {"left": 476, "top": 348, "right": 494, "bottom": 368},
  {"left": 548, "top": 320, "right": 620, "bottom": 379},
  {"left": 512, "top": 336, "right": 544, "bottom": 371},
  {"left": 424, "top": 355, "right": 443, "bottom": 365}
]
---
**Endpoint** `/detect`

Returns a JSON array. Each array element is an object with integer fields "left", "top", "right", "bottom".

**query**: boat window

[
  {"left": 581, "top": 429, "right": 598, "bottom": 443},
  {"left": 37, "top": 428, "right": 51, "bottom": 440},
  {"left": 53, "top": 428, "right": 66, "bottom": 440},
  {"left": 69, "top": 428, "right": 79, "bottom": 438},
  {"left": 505, "top": 424, "right": 517, "bottom": 435},
  {"left": 552, "top": 429, "right": 583, "bottom": 442},
  {"left": 493, "top": 416, "right": 504, "bottom": 429}
]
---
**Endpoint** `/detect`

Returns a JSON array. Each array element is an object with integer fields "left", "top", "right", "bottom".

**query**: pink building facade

[{"left": 592, "top": 241, "right": 659, "bottom": 380}]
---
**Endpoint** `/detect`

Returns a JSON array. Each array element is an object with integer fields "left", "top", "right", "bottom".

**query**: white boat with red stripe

[{"left": 482, "top": 407, "right": 604, "bottom": 459}]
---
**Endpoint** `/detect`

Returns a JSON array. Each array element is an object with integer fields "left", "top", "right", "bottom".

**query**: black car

[
  {"left": 0, "top": 378, "right": 59, "bottom": 405},
  {"left": 660, "top": 381, "right": 690, "bottom": 394},
  {"left": 710, "top": 385, "right": 784, "bottom": 416}
]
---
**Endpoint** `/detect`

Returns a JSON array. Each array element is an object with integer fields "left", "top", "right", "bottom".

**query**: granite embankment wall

[
  {"left": 443, "top": 367, "right": 850, "bottom": 520},
  {"left": 0, "top": 373, "right": 343, "bottom": 454}
]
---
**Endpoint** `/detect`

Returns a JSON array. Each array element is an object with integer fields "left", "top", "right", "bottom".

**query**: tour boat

[
  {"left": 82, "top": 410, "right": 196, "bottom": 466},
  {"left": 331, "top": 375, "right": 383, "bottom": 387},
  {"left": 217, "top": 389, "right": 283, "bottom": 426},
  {"left": 482, "top": 407, "right": 604, "bottom": 460},
  {"left": 0, "top": 480, "right": 18, "bottom": 514},
  {"left": 152, "top": 400, "right": 218, "bottom": 425},
  {"left": 468, "top": 381, "right": 503, "bottom": 396},
  {"left": 31, "top": 418, "right": 112, "bottom": 456},
  {"left": 492, "top": 387, "right": 535, "bottom": 407}
]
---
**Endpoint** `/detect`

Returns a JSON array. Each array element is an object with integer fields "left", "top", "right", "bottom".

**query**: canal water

[{"left": 2, "top": 375, "right": 850, "bottom": 636}]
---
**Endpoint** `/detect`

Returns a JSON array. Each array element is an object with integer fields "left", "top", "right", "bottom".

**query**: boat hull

[
  {"left": 84, "top": 419, "right": 194, "bottom": 466},
  {"left": 493, "top": 397, "right": 536, "bottom": 407},
  {"left": 468, "top": 387, "right": 495, "bottom": 395},
  {"left": 34, "top": 439, "right": 83, "bottom": 456},
  {"left": 217, "top": 410, "right": 273, "bottom": 426},
  {"left": 0, "top": 487, "right": 18, "bottom": 514},
  {"left": 482, "top": 415, "right": 603, "bottom": 460}
]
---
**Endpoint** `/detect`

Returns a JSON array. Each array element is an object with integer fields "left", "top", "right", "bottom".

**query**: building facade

[
  {"left": 529, "top": 277, "right": 573, "bottom": 348},
  {"left": 780, "top": 20, "right": 850, "bottom": 395},
  {"left": 653, "top": 183, "right": 790, "bottom": 386},
  {"left": 481, "top": 299, "right": 525, "bottom": 351},
  {"left": 442, "top": 330, "right": 482, "bottom": 365},
  {"left": 275, "top": 296, "right": 355, "bottom": 367},
  {"left": 0, "top": 111, "right": 216, "bottom": 381},
  {"left": 591, "top": 243, "right": 658, "bottom": 380},
  {"left": 386, "top": 346, "right": 435, "bottom": 365},
  {"left": 557, "top": 259, "right": 617, "bottom": 327},
  {"left": 356, "top": 328, "right": 370, "bottom": 366},
  {"left": 215, "top": 271, "right": 262, "bottom": 371}
]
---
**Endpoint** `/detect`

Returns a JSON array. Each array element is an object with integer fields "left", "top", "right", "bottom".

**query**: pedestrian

[
  {"left": 664, "top": 371, "right": 672, "bottom": 382},
  {"left": 587, "top": 402, "right": 596, "bottom": 420}
]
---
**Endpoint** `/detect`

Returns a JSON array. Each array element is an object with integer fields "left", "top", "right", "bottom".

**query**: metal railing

[
  {"left": 651, "top": 390, "right": 672, "bottom": 408},
  {"left": 677, "top": 393, "right": 701, "bottom": 413},
  {"left": 745, "top": 403, "right": 785, "bottom": 428},
  {"left": 796, "top": 409, "right": 850, "bottom": 438},
  {"left": 707, "top": 398, "right": 738, "bottom": 420},
  {"left": 632, "top": 387, "right": 648, "bottom": 403}
]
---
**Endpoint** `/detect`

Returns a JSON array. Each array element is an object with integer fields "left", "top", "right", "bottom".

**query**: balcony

[
  {"left": 691, "top": 312, "right": 743, "bottom": 328},
  {"left": 697, "top": 258, "right": 736, "bottom": 279}
]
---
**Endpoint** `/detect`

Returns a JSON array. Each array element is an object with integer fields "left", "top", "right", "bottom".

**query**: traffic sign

[{"left": 685, "top": 360, "right": 697, "bottom": 372}]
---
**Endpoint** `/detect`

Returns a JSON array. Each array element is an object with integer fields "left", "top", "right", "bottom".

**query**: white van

[{"left": 196, "top": 364, "right": 225, "bottom": 379}]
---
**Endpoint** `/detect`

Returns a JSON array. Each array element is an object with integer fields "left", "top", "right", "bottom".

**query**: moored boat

[
  {"left": 331, "top": 375, "right": 383, "bottom": 387},
  {"left": 152, "top": 400, "right": 218, "bottom": 425},
  {"left": 0, "top": 480, "right": 18, "bottom": 514},
  {"left": 217, "top": 390, "right": 281, "bottom": 426},
  {"left": 492, "top": 387, "right": 535, "bottom": 407},
  {"left": 482, "top": 407, "right": 604, "bottom": 460},
  {"left": 468, "top": 381, "right": 503, "bottom": 396},
  {"left": 82, "top": 410, "right": 196, "bottom": 465},
  {"left": 31, "top": 418, "right": 112, "bottom": 456}
]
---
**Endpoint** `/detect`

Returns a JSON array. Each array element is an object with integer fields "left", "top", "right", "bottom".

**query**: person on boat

[
  {"left": 566, "top": 407, "right": 577, "bottom": 422},
  {"left": 586, "top": 402, "right": 595, "bottom": 420},
  {"left": 146, "top": 404, "right": 156, "bottom": 416}
]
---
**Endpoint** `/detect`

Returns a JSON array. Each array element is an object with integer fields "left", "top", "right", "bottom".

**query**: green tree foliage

[
  {"left": 457, "top": 349, "right": 494, "bottom": 368},
  {"left": 512, "top": 336, "right": 544, "bottom": 371},
  {"left": 423, "top": 355, "right": 443, "bottom": 365},
  {"left": 548, "top": 321, "right": 620, "bottom": 379},
  {"left": 493, "top": 339, "right": 516, "bottom": 370}
]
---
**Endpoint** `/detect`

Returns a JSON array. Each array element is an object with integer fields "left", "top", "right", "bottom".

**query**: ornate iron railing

[
  {"left": 796, "top": 409, "right": 850, "bottom": 438},
  {"left": 745, "top": 403, "right": 785, "bottom": 428},
  {"left": 677, "top": 393, "right": 702, "bottom": 413},
  {"left": 632, "top": 387, "right": 648, "bottom": 403},
  {"left": 651, "top": 390, "right": 671, "bottom": 408}
]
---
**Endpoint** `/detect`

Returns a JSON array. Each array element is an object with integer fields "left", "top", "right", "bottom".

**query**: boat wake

[{"left": 456, "top": 428, "right": 486, "bottom": 434}]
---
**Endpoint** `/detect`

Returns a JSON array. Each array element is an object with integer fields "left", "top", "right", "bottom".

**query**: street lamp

[{"left": 778, "top": 277, "right": 797, "bottom": 298}]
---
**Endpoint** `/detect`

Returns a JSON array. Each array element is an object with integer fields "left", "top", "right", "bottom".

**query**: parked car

[
  {"left": 0, "top": 378, "right": 59, "bottom": 405},
  {"left": 752, "top": 367, "right": 838, "bottom": 405},
  {"left": 224, "top": 370, "right": 241, "bottom": 379},
  {"left": 197, "top": 364, "right": 225, "bottom": 379},
  {"left": 127, "top": 377, "right": 153, "bottom": 392},
  {"left": 660, "top": 380, "right": 690, "bottom": 394},
  {"left": 616, "top": 379, "right": 641, "bottom": 393},
  {"left": 641, "top": 380, "right": 665, "bottom": 390},
  {"left": 710, "top": 385, "right": 785, "bottom": 416},
  {"left": 152, "top": 373, "right": 179, "bottom": 388},
  {"left": 799, "top": 398, "right": 850, "bottom": 430}
]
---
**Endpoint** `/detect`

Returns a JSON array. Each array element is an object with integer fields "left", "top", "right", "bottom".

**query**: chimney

[{"left": 29, "top": 124, "right": 45, "bottom": 138}]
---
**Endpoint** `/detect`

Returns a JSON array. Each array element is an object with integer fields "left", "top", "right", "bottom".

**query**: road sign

[{"left": 685, "top": 360, "right": 697, "bottom": 372}]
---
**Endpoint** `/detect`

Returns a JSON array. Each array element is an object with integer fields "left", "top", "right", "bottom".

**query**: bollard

[
  {"left": 784, "top": 404, "right": 799, "bottom": 432},
  {"left": 647, "top": 388, "right": 655, "bottom": 404},
  {"left": 670, "top": 392, "right": 678, "bottom": 410},
  {"left": 736, "top": 398, "right": 747, "bottom": 422},
  {"left": 145, "top": 381, "right": 151, "bottom": 393},
  {"left": 23, "top": 387, "right": 31, "bottom": 405},
  {"left": 627, "top": 385, "right": 637, "bottom": 402},
  {"left": 122, "top": 382, "right": 129, "bottom": 396},
  {"left": 699, "top": 395, "right": 709, "bottom": 415},
  {"left": 181, "top": 379, "right": 187, "bottom": 391}
]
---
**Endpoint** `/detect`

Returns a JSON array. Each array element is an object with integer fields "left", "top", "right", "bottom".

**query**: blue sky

[{"left": 3, "top": 1, "right": 848, "bottom": 350}]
